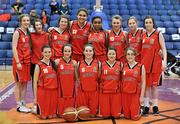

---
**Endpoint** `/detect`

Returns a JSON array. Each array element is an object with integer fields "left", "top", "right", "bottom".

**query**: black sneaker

[
  {"left": 143, "top": 107, "right": 149, "bottom": 116},
  {"left": 153, "top": 106, "right": 159, "bottom": 116}
]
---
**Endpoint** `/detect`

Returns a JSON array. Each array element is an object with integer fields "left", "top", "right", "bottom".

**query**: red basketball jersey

[
  {"left": 141, "top": 30, "right": 162, "bottom": 73},
  {"left": 127, "top": 29, "right": 143, "bottom": 61},
  {"left": 57, "top": 58, "right": 75, "bottom": 97},
  {"left": 31, "top": 32, "right": 49, "bottom": 64},
  {"left": 100, "top": 61, "right": 121, "bottom": 93},
  {"left": 50, "top": 28, "right": 70, "bottom": 59},
  {"left": 88, "top": 30, "right": 107, "bottom": 56},
  {"left": 79, "top": 59, "right": 99, "bottom": 91},
  {"left": 108, "top": 30, "right": 127, "bottom": 60},
  {"left": 122, "top": 63, "right": 142, "bottom": 94},
  {"left": 37, "top": 61, "right": 57, "bottom": 89},
  {"left": 13, "top": 28, "right": 31, "bottom": 64},
  {"left": 70, "top": 21, "right": 91, "bottom": 55}
]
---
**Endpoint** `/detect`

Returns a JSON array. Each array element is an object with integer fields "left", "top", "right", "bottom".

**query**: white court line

[
  {"left": 0, "top": 86, "right": 15, "bottom": 103},
  {"left": 0, "top": 82, "right": 14, "bottom": 93}
]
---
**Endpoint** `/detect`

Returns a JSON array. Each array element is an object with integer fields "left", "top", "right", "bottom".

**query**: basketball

[
  {"left": 77, "top": 106, "right": 91, "bottom": 120},
  {"left": 62, "top": 107, "right": 77, "bottom": 122}
]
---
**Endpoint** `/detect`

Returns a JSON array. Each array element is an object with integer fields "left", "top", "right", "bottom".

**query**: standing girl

[
  {"left": 76, "top": 44, "right": 101, "bottom": 116},
  {"left": 55, "top": 43, "right": 77, "bottom": 116},
  {"left": 70, "top": 8, "right": 91, "bottom": 61},
  {"left": 88, "top": 16, "right": 108, "bottom": 62},
  {"left": 50, "top": 15, "right": 70, "bottom": 60},
  {"left": 108, "top": 15, "right": 127, "bottom": 62},
  {"left": 12, "top": 14, "right": 31, "bottom": 113},
  {"left": 99, "top": 46, "right": 122, "bottom": 118},
  {"left": 142, "top": 16, "right": 167, "bottom": 115},
  {"left": 122, "top": 47, "right": 146, "bottom": 120},
  {"left": 127, "top": 16, "right": 143, "bottom": 63},
  {"left": 33, "top": 45, "right": 58, "bottom": 119}
]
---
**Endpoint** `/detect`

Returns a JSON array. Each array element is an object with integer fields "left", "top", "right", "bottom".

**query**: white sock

[
  {"left": 144, "top": 97, "right": 150, "bottom": 107},
  {"left": 152, "top": 99, "right": 158, "bottom": 107},
  {"left": 17, "top": 101, "right": 22, "bottom": 108}
]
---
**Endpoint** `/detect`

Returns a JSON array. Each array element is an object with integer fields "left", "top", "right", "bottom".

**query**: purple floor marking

[{"left": 0, "top": 79, "right": 180, "bottom": 111}]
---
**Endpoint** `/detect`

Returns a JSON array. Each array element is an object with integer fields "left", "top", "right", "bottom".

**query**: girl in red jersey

[
  {"left": 108, "top": 15, "right": 127, "bottom": 62},
  {"left": 31, "top": 19, "right": 50, "bottom": 80},
  {"left": 55, "top": 43, "right": 78, "bottom": 116},
  {"left": 141, "top": 16, "right": 167, "bottom": 115},
  {"left": 12, "top": 14, "right": 31, "bottom": 113},
  {"left": 99, "top": 46, "right": 122, "bottom": 118},
  {"left": 70, "top": 8, "right": 91, "bottom": 61},
  {"left": 50, "top": 15, "right": 70, "bottom": 60},
  {"left": 33, "top": 45, "right": 58, "bottom": 119},
  {"left": 122, "top": 47, "right": 146, "bottom": 120},
  {"left": 76, "top": 43, "right": 101, "bottom": 117},
  {"left": 127, "top": 16, "right": 143, "bottom": 63},
  {"left": 88, "top": 16, "right": 108, "bottom": 62}
]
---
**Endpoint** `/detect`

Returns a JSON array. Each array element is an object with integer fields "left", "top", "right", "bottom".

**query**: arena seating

[{"left": 0, "top": 0, "right": 179, "bottom": 65}]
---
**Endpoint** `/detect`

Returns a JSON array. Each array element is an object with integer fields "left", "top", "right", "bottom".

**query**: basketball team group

[{"left": 12, "top": 7, "right": 167, "bottom": 121}]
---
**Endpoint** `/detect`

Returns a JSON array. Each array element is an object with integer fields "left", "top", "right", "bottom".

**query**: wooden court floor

[{"left": 0, "top": 70, "right": 180, "bottom": 124}]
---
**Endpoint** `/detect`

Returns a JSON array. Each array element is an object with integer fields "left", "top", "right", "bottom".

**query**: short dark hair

[{"left": 77, "top": 8, "right": 88, "bottom": 16}]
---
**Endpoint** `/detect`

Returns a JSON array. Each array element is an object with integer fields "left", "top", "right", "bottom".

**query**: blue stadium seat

[
  {"left": 153, "top": 15, "right": 161, "bottom": 21},
  {"left": 139, "top": 10, "right": 148, "bottom": 15},
  {"left": 81, "top": 1, "right": 91, "bottom": 4},
  {"left": 163, "top": 21, "right": 174, "bottom": 28},
  {"left": 166, "top": 28, "right": 178, "bottom": 34},
  {"left": 0, "top": 4, "right": 6, "bottom": 10},
  {"left": 176, "top": 10, "right": 180, "bottom": 16},
  {"left": 117, "top": 0, "right": 126, "bottom": 4},
  {"left": 138, "top": 21, "right": 143, "bottom": 27},
  {"left": 8, "top": 21, "right": 19, "bottom": 27},
  {"left": 36, "top": 0, "right": 44, "bottom": 4},
  {"left": 174, "top": 21, "right": 180, "bottom": 28},
  {"left": 103, "top": 10, "right": 110, "bottom": 15},
  {"left": 154, "top": 0, "right": 162, "bottom": 4},
  {"left": 137, "top": 4, "right": 146, "bottom": 10},
  {"left": 155, "top": 5, "right": 164, "bottom": 10},
  {"left": 43, "top": 3, "right": 50, "bottom": 9},
  {"left": 161, "top": 15, "right": 170, "bottom": 21},
  {"left": 70, "top": 15, "right": 77, "bottom": 20},
  {"left": 71, "top": 4, "right": 81, "bottom": 10},
  {"left": 80, "top": 4, "right": 91, "bottom": 9},
  {"left": 133, "top": 15, "right": 141, "bottom": 21},
  {"left": 162, "top": 0, "right": 171, "bottom": 5},
  {"left": 149, "top": 10, "right": 158, "bottom": 15},
  {"left": 135, "top": 0, "right": 144, "bottom": 4},
  {"left": 109, "top": 4, "right": 118, "bottom": 10},
  {"left": 0, "top": 42, "right": 10, "bottom": 49},
  {"left": 4, "top": 10, "right": 11, "bottom": 13},
  {"left": 129, "top": 9, "right": 139, "bottom": 15},
  {"left": 174, "top": 5, "right": 180, "bottom": 10},
  {"left": 35, "top": 4, "right": 43, "bottom": 10},
  {"left": 1, "top": 34, "right": 12, "bottom": 41},
  {"left": 110, "top": 10, "right": 119, "bottom": 15},
  {"left": 168, "top": 50, "right": 178, "bottom": 56},
  {"left": 11, "top": 15, "right": 19, "bottom": 21},
  {"left": 158, "top": 10, "right": 168, "bottom": 16},
  {"left": 156, "top": 21, "right": 164, "bottom": 27},
  {"left": 25, "top": 4, "right": 34, "bottom": 11},
  {"left": 0, "top": 22, "right": 8, "bottom": 27},
  {"left": 164, "top": 5, "right": 174, "bottom": 10},
  {"left": 127, "top": 4, "right": 137, "bottom": 10},
  {"left": 102, "top": 4, "right": 109, "bottom": 10},
  {"left": 0, "top": 50, "right": 7, "bottom": 58},
  {"left": 122, "top": 15, "right": 130, "bottom": 21},
  {"left": 163, "top": 34, "right": 170, "bottom": 41},
  {"left": 126, "top": 0, "right": 136, "bottom": 4},
  {"left": 6, "top": 50, "right": 13, "bottom": 58},
  {"left": 165, "top": 42, "right": 173, "bottom": 50},
  {"left": 167, "top": 10, "right": 177, "bottom": 16},
  {"left": 119, "top": 4, "right": 127, "bottom": 9},
  {"left": 27, "top": 0, "right": 35, "bottom": 4},
  {"left": 173, "top": 42, "right": 180, "bottom": 50},
  {"left": 0, "top": 10, "right": 4, "bottom": 14},
  {"left": 50, "top": 14, "right": 60, "bottom": 21},
  {"left": 49, "top": 21, "right": 58, "bottom": 27},
  {"left": 109, "top": 0, "right": 118, "bottom": 4},
  {"left": 101, "top": 0, "right": 109, "bottom": 4},
  {"left": 122, "top": 21, "right": 128, "bottom": 28},
  {"left": 144, "top": 0, "right": 153, "bottom": 5},
  {"left": 119, "top": 10, "right": 129, "bottom": 15},
  {"left": 146, "top": 5, "right": 155, "bottom": 10},
  {"left": 44, "top": 0, "right": 50, "bottom": 4},
  {"left": 171, "top": 15, "right": 180, "bottom": 21}
]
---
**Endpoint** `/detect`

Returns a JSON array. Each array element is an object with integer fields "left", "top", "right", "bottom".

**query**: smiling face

[
  {"left": 107, "top": 49, "right": 116, "bottom": 62},
  {"left": 20, "top": 16, "right": 30, "bottom": 29},
  {"left": 83, "top": 46, "right": 94, "bottom": 59},
  {"left": 42, "top": 47, "right": 52, "bottom": 60},
  {"left": 144, "top": 18, "right": 154, "bottom": 32},
  {"left": 126, "top": 49, "right": 136, "bottom": 63},
  {"left": 35, "top": 21, "right": 43, "bottom": 32},
  {"left": 128, "top": 18, "right": 138, "bottom": 32},
  {"left": 112, "top": 18, "right": 121, "bottom": 31},
  {"left": 77, "top": 10, "right": 87, "bottom": 24},
  {"left": 92, "top": 17, "right": 102, "bottom": 31},
  {"left": 59, "top": 17, "right": 68, "bottom": 30},
  {"left": 63, "top": 45, "right": 72, "bottom": 58}
]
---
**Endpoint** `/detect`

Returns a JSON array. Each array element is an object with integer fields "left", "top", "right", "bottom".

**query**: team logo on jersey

[
  {"left": 110, "top": 37, "right": 114, "bottom": 41},
  {"left": 99, "top": 34, "right": 103, "bottom": 38},
  {"left": 43, "top": 68, "right": 48, "bottom": 73},
  {"left": 123, "top": 71, "right": 126, "bottom": 75},
  {"left": 60, "top": 64, "right": 64, "bottom": 70},
  {"left": 133, "top": 70, "right": 138, "bottom": 77},
  {"left": 150, "top": 39, "right": 154, "bottom": 44},
  {"left": 22, "top": 38, "right": 25, "bottom": 42},
  {"left": 116, "top": 69, "right": 120, "bottom": 74},
  {"left": 54, "top": 35, "right": 57, "bottom": 40},
  {"left": 72, "top": 29, "right": 77, "bottom": 34},
  {"left": 82, "top": 68, "right": 85, "bottom": 72},
  {"left": 104, "top": 70, "right": 108, "bottom": 74},
  {"left": 121, "top": 36, "right": 125, "bottom": 42},
  {"left": 93, "top": 67, "right": 97, "bottom": 72},
  {"left": 65, "top": 35, "right": 69, "bottom": 40}
]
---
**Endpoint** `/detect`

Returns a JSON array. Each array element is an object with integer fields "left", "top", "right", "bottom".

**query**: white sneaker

[{"left": 17, "top": 106, "right": 31, "bottom": 113}]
